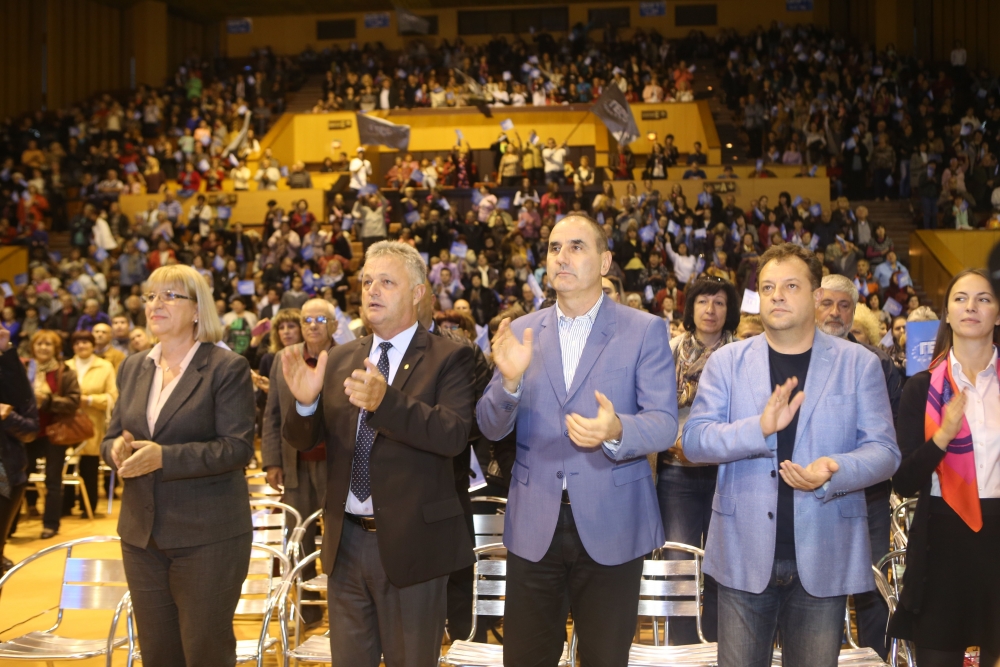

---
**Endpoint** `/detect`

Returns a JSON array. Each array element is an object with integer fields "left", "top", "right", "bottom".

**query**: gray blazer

[
  {"left": 477, "top": 299, "right": 678, "bottom": 566},
  {"left": 683, "top": 330, "right": 900, "bottom": 597},
  {"left": 261, "top": 345, "right": 308, "bottom": 488},
  {"left": 101, "top": 342, "right": 256, "bottom": 550}
]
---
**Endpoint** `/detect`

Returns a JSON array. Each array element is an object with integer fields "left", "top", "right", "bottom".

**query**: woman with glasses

[
  {"left": 888, "top": 269, "right": 1000, "bottom": 667},
  {"left": 657, "top": 276, "right": 740, "bottom": 645},
  {"left": 101, "top": 265, "right": 255, "bottom": 667}
]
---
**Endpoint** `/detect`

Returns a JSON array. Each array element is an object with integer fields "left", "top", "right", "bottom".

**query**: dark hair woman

[
  {"left": 887, "top": 269, "right": 1000, "bottom": 667},
  {"left": 656, "top": 275, "right": 740, "bottom": 645}
]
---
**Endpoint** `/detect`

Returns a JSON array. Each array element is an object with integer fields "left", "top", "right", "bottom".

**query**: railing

[{"left": 0, "top": 246, "right": 28, "bottom": 294}]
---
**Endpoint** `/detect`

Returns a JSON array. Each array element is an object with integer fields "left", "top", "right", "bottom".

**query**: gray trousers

[
  {"left": 122, "top": 532, "right": 253, "bottom": 667},
  {"left": 282, "top": 458, "right": 327, "bottom": 579},
  {"left": 328, "top": 518, "right": 448, "bottom": 667}
]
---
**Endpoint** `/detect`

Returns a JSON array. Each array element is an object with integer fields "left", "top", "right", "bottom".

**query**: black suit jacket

[
  {"left": 889, "top": 371, "right": 943, "bottom": 617},
  {"left": 283, "top": 325, "right": 476, "bottom": 587},
  {"left": 101, "top": 343, "right": 256, "bottom": 549}
]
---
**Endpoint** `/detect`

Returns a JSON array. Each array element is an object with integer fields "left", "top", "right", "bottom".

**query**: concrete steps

[{"left": 285, "top": 75, "right": 326, "bottom": 114}]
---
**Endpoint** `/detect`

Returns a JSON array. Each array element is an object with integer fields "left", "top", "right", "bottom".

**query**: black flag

[
  {"left": 356, "top": 113, "right": 411, "bottom": 151},
  {"left": 592, "top": 85, "right": 640, "bottom": 146}
]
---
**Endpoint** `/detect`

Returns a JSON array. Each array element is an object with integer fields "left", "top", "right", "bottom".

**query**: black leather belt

[
  {"left": 561, "top": 489, "right": 571, "bottom": 505},
  {"left": 345, "top": 513, "right": 377, "bottom": 531}
]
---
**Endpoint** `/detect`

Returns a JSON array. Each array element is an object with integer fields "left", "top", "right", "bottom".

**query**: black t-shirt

[{"left": 768, "top": 345, "right": 812, "bottom": 562}]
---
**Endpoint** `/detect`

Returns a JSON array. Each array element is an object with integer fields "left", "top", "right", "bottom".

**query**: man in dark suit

[
  {"left": 282, "top": 241, "right": 475, "bottom": 667},
  {"left": 258, "top": 287, "right": 282, "bottom": 322}
]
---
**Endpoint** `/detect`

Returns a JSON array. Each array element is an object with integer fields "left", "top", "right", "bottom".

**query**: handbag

[
  {"left": 46, "top": 410, "right": 95, "bottom": 445},
  {"left": 44, "top": 366, "right": 95, "bottom": 446}
]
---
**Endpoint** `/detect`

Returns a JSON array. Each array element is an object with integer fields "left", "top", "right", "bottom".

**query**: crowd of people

[
  {"left": 1, "top": 19, "right": 998, "bottom": 667},
  {"left": 0, "top": 49, "right": 296, "bottom": 247},
  {"left": 308, "top": 27, "right": 699, "bottom": 113},
  {"left": 721, "top": 24, "right": 1000, "bottom": 230}
]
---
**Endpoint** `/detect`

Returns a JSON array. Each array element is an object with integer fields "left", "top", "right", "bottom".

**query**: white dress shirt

[
  {"left": 931, "top": 348, "right": 1000, "bottom": 498},
  {"left": 505, "top": 294, "right": 620, "bottom": 490},
  {"left": 297, "top": 322, "right": 419, "bottom": 515},
  {"left": 146, "top": 341, "right": 202, "bottom": 436}
]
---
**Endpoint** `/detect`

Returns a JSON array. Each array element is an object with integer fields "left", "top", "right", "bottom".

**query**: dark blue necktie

[{"left": 350, "top": 341, "right": 392, "bottom": 504}]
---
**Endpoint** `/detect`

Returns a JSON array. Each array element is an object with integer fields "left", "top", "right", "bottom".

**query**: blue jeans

[
  {"left": 656, "top": 464, "right": 719, "bottom": 644},
  {"left": 854, "top": 487, "right": 891, "bottom": 660},
  {"left": 718, "top": 559, "right": 846, "bottom": 667}
]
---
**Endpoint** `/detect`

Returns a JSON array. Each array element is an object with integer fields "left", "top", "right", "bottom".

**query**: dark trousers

[
  {"left": 854, "top": 488, "right": 891, "bottom": 660},
  {"left": 747, "top": 128, "right": 763, "bottom": 158},
  {"left": 40, "top": 439, "right": 70, "bottom": 531},
  {"left": 0, "top": 482, "right": 27, "bottom": 577},
  {"left": 64, "top": 454, "right": 99, "bottom": 515},
  {"left": 504, "top": 503, "right": 645, "bottom": 667},
  {"left": 922, "top": 196, "right": 939, "bottom": 229},
  {"left": 656, "top": 464, "right": 719, "bottom": 644},
  {"left": 121, "top": 532, "right": 252, "bottom": 667},
  {"left": 327, "top": 518, "right": 448, "bottom": 667}
]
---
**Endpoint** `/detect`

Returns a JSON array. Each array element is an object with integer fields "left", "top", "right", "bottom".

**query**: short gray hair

[
  {"left": 363, "top": 241, "right": 427, "bottom": 288},
  {"left": 907, "top": 306, "right": 938, "bottom": 322},
  {"left": 820, "top": 274, "right": 859, "bottom": 306}
]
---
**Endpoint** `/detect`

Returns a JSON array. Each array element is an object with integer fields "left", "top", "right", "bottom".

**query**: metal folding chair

[
  {"left": 250, "top": 499, "right": 303, "bottom": 557},
  {"left": 275, "top": 550, "right": 331, "bottom": 666},
  {"left": 470, "top": 497, "right": 507, "bottom": 549},
  {"left": 440, "top": 543, "right": 573, "bottom": 667},
  {"left": 0, "top": 536, "right": 133, "bottom": 665},
  {"left": 27, "top": 449, "right": 95, "bottom": 521},
  {"left": 874, "top": 551, "right": 913, "bottom": 667},
  {"left": 890, "top": 500, "right": 916, "bottom": 551},
  {"left": 247, "top": 471, "right": 283, "bottom": 499},
  {"left": 625, "top": 541, "right": 717, "bottom": 666}
]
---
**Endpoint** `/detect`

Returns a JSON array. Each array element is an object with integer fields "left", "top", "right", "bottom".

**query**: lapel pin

[{"left": 404, "top": 364, "right": 410, "bottom": 370}]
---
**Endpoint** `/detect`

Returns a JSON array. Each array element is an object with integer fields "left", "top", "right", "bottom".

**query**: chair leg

[{"left": 79, "top": 480, "right": 94, "bottom": 520}]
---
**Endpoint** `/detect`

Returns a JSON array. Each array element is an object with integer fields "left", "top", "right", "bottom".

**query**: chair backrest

[
  {"left": 890, "top": 499, "right": 916, "bottom": 550},
  {"left": 246, "top": 472, "right": 282, "bottom": 498},
  {"left": 249, "top": 499, "right": 303, "bottom": 554},
  {"left": 470, "top": 497, "right": 506, "bottom": 549},
  {"left": 635, "top": 542, "right": 707, "bottom": 645},
  {"left": 465, "top": 544, "right": 507, "bottom": 642},
  {"left": 0, "top": 536, "right": 126, "bottom": 634},
  {"left": 235, "top": 543, "right": 288, "bottom": 618},
  {"left": 60, "top": 556, "right": 128, "bottom": 611}
]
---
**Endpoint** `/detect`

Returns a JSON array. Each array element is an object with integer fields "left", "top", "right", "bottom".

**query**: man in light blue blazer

[
  {"left": 683, "top": 243, "right": 900, "bottom": 667},
  {"left": 477, "top": 215, "right": 677, "bottom": 667}
]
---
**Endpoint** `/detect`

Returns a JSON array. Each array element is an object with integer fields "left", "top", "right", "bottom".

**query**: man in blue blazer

[
  {"left": 478, "top": 215, "right": 678, "bottom": 667},
  {"left": 683, "top": 243, "right": 900, "bottom": 667}
]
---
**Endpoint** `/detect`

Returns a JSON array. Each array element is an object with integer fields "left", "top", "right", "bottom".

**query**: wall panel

[
  {"left": 45, "top": 0, "right": 125, "bottom": 110},
  {"left": 0, "top": 0, "right": 43, "bottom": 118}
]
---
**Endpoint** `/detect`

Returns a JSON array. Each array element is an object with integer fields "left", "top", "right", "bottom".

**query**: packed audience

[
  {"left": 308, "top": 27, "right": 699, "bottom": 113},
  {"left": 719, "top": 23, "right": 1000, "bottom": 230},
  {"left": 0, "top": 49, "right": 297, "bottom": 243}
]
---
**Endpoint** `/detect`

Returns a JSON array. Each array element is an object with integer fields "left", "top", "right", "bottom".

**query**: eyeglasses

[
  {"left": 142, "top": 290, "right": 194, "bottom": 305},
  {"left": 302, "top": 316, "right": 329, "bottom": 325}
]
